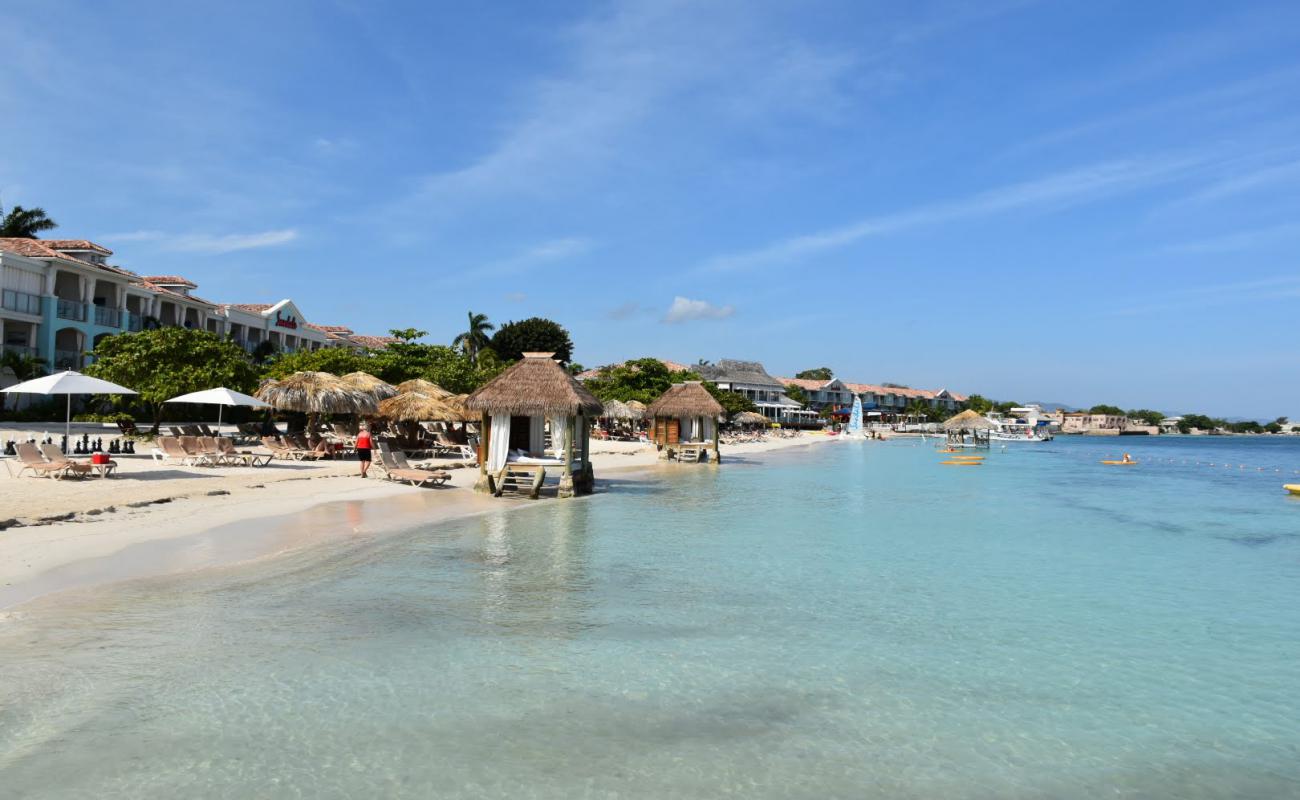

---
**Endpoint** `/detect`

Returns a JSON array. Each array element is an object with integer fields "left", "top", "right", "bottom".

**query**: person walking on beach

[{"left": 356, "top": 424, "right": 373, "bottom": 478}]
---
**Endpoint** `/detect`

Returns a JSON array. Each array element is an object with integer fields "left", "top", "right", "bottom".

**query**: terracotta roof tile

[
  {"left": 350, "top": 335, "right": 399, "bottom": 349},
  {"left": 226, "top": 303, "right": 272, "bottom": 313},
  {"left": 140, "top": 275, "right": 197, "bottom": 288},
  {"left": 576, "top": 359, "right": 692, "bottom": 380},
  {"left": 41, "top": 239, "right": 113, "bottom": 255}
]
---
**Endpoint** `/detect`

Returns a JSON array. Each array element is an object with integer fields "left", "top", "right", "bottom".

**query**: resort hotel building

[
  {"left": 577, "top": 358, "right": 967, "bottom": 425},
  {"left": 0, "top": 237, "right": 394, "bottom": 373}
]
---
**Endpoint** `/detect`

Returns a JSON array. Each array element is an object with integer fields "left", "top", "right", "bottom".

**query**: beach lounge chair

[
  {"left": 376, "top": 443, "right": 448, "bottom": 487},
  {"left": 14, "top": 442, "right": 77, "bottom": 479},
  {"left": 262, "top": 436, "right": 305, "bottom": 461},
  {"left": 431, "top": 431, "right": 477, "bottom": 462},
  {"left": 182, "top": 424, "right": 203, "bottom": 437},
  {"left": 153, "top": 436, "right": 205, "bottom": 465},
  {"left": 389, "top": 448, "right": 451, "bottom": 484},
  {"left": 40, "top": 443, "right": 105, "bottom": 478},
  {"left": 178, "top": 436, "right": 218, "bottom": 466},
  {"left": 216, "top": 437, "right": 271, "bottom": 467}
]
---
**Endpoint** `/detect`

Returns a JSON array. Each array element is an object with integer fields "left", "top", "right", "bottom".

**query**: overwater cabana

[
  {"left": 466, "top": 352, "right": 604, "bottom": 498},
  {"left": 942, "top": 408, "right": 993, "bottom": 449},
  {"left": 645, "top": 381, "right": 724, "bottom": 463}
]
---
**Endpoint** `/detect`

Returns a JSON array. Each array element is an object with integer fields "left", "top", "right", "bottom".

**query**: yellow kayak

[
  {"left": 941, "top": 460, "right": 982, "bottom": 466},
  {"left": 1285, "top": 484, "right": 1300, "bottom": 495},
  {"left": 1100, "top": 460, "right": 1138, "bottom": 466}
]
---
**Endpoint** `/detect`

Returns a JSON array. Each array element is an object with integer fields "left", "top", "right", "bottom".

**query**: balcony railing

[
  {"left": 1, "top": 289, "right": 43, "bottom": 316},
  {"left": 125, "top": 312, "right": 144, "bottom": 332},
  {"left": 54, "top": 349, "right": 84, "bottom": 370},
  {"left": 2, "top": 343, "right": 38, "bottom": 360},
  {"left": 93, "top": 305, "right": 122, "bottom": 328},
  {"left": 56, "top": 299, "right": 86, "bottom": 321}
]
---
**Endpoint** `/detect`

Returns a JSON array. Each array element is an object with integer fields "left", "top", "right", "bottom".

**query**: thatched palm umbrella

[
  {"left": 942, "top": 409, "right": 995, "bottom": 431},
  {"left": 732, "top": 411, "right": 769, "bottom": 426},
  {"left": 466, "top": 352, "right": 604, "bottom": 497},
  {"left": 645, "top": 381, "right": 725, "bottom": 463},
  {"left": 377, "top": 391, "right": 458, "bottom": 422},
  {"left": 396, "top": 378, "right": 453, "bottom": 399},
  {"left": 257, "top": 371, "right": 379, "bottom": 440},
  {"left": 602, "top": 399, "right": 635, "bottom": 419},
  {"left": 341, "top": 371, "right": 398, "bottom": 401},
  {"left": 445, "top": 394, "right": 477, "bottom": 423},
  {"left": 626, "top": 400, "right": 647, "bottom": 418},
  {"left": 942, "top": 408, "right": 994, "bottom": 448}
]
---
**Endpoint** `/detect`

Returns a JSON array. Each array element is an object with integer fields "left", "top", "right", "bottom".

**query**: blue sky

[{"left": 3, "top": 1, "right": 1299, "bottom": 417}]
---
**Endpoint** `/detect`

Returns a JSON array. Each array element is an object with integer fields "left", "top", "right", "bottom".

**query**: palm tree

[
  {"left": 0, "top": 205, "right": 59, "bottom": 238},
  {"left": 452, "top": 311, "right": 494, "bottom": 366},
  {"left": 1, "top": 350, "right": 48, "bottom": 411}
]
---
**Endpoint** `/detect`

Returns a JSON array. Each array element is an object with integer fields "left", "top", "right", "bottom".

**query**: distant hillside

[{"left": 1022, "top": 401, "right": 1078, "bottom": 412}]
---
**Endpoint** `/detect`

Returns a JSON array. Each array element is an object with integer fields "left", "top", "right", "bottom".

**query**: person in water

[
  {"left": 356, "top": 424, "right": 373, "bottom": 478},
  {"left": 1122, "top": 453, "right": 1133, "bottom": 463}
]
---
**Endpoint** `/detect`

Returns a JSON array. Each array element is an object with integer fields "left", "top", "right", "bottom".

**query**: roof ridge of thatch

[
  {"left": 466, "top": 354, "right": 604, "bottom": 416},
  {"left": 646, "top": 381, "right": 724, "bottom": 419}
]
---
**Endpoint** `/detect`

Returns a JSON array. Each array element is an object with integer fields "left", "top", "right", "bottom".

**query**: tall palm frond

[
  {"left": 0, "top": 205, "right": 59, "bottom": 238},
  {"left": 452, "top": 311, "right": 495, "bottom": 366}
]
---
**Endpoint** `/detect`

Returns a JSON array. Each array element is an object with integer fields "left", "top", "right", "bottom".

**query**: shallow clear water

[{"left": 3, "top": 437, "right": 1300, "bottom": 799}]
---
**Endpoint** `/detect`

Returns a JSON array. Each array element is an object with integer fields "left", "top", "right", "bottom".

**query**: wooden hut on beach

[
  {"left": 942, "top": 408, "right": 994, "bottom": 448},
  {"left": 466, "top": 352, "right": 604, "bottom": 498},
  {"left": 645, "top": 381, "right": 724, "bottom": 463}
]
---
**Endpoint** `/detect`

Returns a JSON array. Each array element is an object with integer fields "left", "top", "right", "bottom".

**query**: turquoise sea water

[{"left": 2, "top": 437, "right": 1300, "bottom": 798}]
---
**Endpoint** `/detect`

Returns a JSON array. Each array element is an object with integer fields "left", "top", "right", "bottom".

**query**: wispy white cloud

[
  {"left": 504, "top": 291, "right": 528, "bottom": 303},
  {"left": 663, "top": 296, "right": 735, "bottom": 323},
  {"left": 1110, "top": 274, "right": 1300, "bottom": 316},
  {"left": 164, "top": 229, "right": 299, "bottom": 254},
  {"left": 1179, "top": 158, "right": 1300, "bottom": 206},
  {"left": 99, "top": 229, "right": 166, "bottom": 243},
  {"left": 477, "top": 237, "right": 595, "bottom": 278},
  {"left": 397, "top": 1, "right": 860, "bottom": 214},
  {"left": 702, "top": 155, "right": 1206, "bottom": 273},
  {"left": 606, "top": 301, "right": 642, "bottom": 320},
  {"left": 1164, "top": 221, "right": 1300, "bottom": 254}
]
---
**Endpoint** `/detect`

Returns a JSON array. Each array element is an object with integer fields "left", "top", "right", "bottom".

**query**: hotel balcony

[
  {"left": 93, "top": 305, "right": 123, "bottom": 328},
  {"left": 56, "top": 299, "right": 87, "bottom": 322},
  {"left": 1, "top": 289, "right": 43, "bottom": 316},
  {"left": 2, "top": 343, "right": 39, "bottom": 360},
  {"left": 125, "top": 312, "right": 144, "bottom": 332},
  {"left": 54, "top": 349, "right": 85, "bottom": 370}
]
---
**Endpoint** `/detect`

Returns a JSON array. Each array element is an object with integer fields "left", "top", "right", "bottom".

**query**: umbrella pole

[
  {"left": 218, "top": 404, "right": 223, "bottom": 437},
  {"left": 66, "top": 394, "right": 72, "bottom": 454}
]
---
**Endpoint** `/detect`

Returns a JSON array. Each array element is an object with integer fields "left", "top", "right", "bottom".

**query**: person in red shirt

[{"left": 356, "top": 424, "right": 373, "bottom": 477}]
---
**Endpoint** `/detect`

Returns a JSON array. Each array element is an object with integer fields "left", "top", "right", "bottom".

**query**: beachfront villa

[
  {"left": 645, "top": 381, "right": 724, "bottom": 463},
  {"left": 467, "top": 352, "right": 604, "bottom": 499},
  {"left": 697, "top": 359, "right": 818, "bottom": 426},
  {"left": 0, "top": 237, "right": 394, "bottom": 373},
  {"left": 779, "top": 376, "right": 966, "bottom": 421}
]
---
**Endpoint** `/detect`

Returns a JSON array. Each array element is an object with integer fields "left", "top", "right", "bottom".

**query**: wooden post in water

[{"left": 474, "top": 411, "right": 492, "bottom": 494}]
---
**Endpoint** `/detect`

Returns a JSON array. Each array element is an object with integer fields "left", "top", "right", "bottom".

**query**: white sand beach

[{"left": 0, "top": 432, "right": 830, "bottom": 608}]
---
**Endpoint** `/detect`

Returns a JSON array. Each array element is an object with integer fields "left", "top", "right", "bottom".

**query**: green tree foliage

[
  {"left": 1088, "top": 404, "right": 1125, "bottom": 416},
  {"left": 794, "top": 367, "right": 833, "bottom": 381},
  {"left": 1127, "top": 409, "right": 1165, "bottom": 426},
  {"left": 584, "top": 358, "right": 691, "bottom": 404},
  {"left": 1176, "top": 414, "right": 1224, "bottom": 433},
  {"left": 962, "top": 394, "right": 994, "bottom": 414},
  {"left": 86, "top": 328, "right": 258, "bottom": 432},
  {"left": 262, "top": 347, "right": 370, "bottom": 379},
  {"left": 452, "top": 311, "right": 495, "bottom": 366},
  {"left": 490, "top": 317, "right": 574, "bottom": 364},
  {"left": 0, "top": 205, "right": 58, "bottom": 238},
  {"left": 1264, "top": 421, "right": 1283, "bottom": 434},
  {"left": 704, "top": 383, "right": 757, "bottom": 417},
  {"left": 1, "top": 350, "right": 47, "bottom": 412},
  {"left": 783, "top": 383, "right": 809, "bottom": 406}
]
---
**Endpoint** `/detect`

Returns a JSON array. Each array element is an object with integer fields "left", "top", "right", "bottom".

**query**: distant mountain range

[{"left": 1022, "top": 401, "right": 1079, "bottom": 412}]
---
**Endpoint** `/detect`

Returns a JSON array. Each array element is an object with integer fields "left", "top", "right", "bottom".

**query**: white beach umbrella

[
  {"left": 164, "top": 387, "right": 271, "bottom": 435},
  {"left": 1, "top": 370, "right": 138, "bottom": 447}
]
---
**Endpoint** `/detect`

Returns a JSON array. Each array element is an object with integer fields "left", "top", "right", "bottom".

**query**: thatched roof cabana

[
  {"left": 341, "top": 371, "right": 397, "bottom": 400},
  {"left": 942, "top": 409, "right": 995, "bottom": 431},
  {"left": 257, "top": 371, "right": 379, "bottom": 416},
  {"left": 466, "top": 353, "right": 604, "bottom": 497},
  {"left": 626, "top": 400, "right": 647, "bottom": 417},
  {"left": 732, "top": 411, "right": 769, "bottom": 426},
  {"left": 645, "top": 381, "right": 724, "bottom": 463}
]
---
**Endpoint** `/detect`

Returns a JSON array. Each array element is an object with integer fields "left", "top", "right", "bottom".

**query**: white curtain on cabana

[
  {"left": 549, "top": 415, "right": 568, "bottom": 458},
  {"left": 689, "top": 416, "right": 701, "bottom": 442},
  {"left": 488, "top": 414, "right": 512, "bottom": 471},
  {"left": 529, "top": 415, "right": 545, "bottom": 454},
  {"left": 703, "top": 416, "right": 715, "bottom": 442}
]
